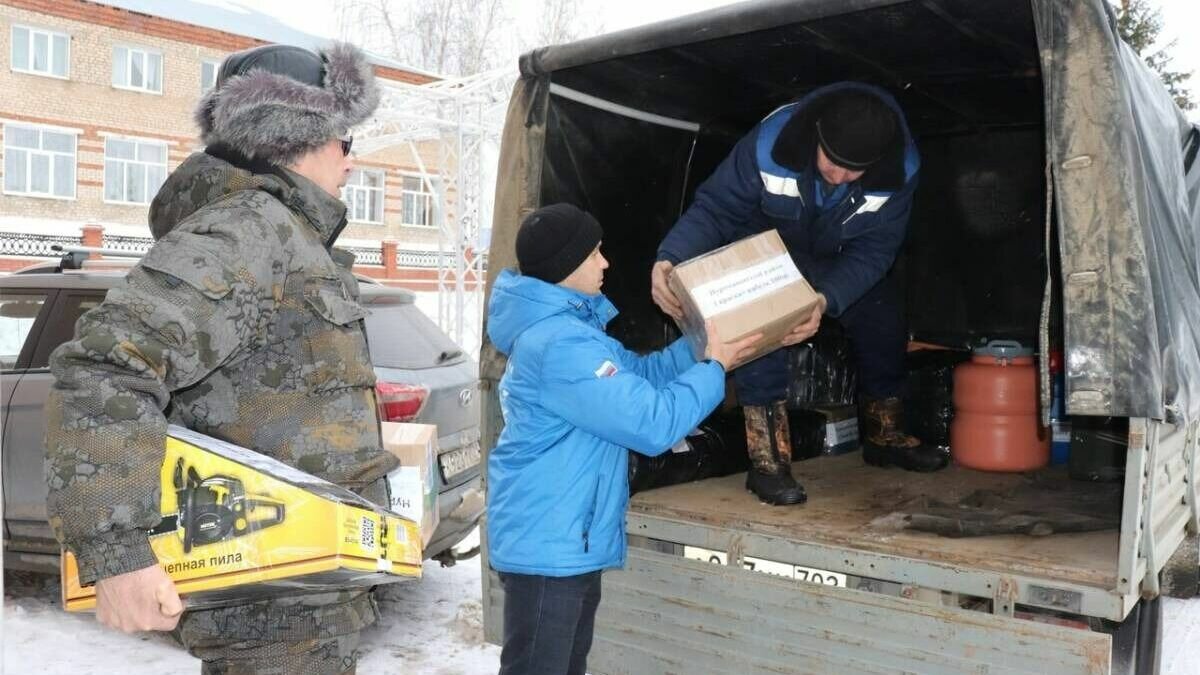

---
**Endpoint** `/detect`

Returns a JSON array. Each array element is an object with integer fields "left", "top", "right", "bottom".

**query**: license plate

[
  {"left": 683, "top": 546, "right": 847, "bottom": 587},
  {"left": 439, "top": 442, "right": 481, "bottom": 481}
]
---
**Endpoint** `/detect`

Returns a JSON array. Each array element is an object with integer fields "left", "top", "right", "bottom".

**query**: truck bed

[{"left": 629, "top": 453, "right": 1120, "bottom": 590}]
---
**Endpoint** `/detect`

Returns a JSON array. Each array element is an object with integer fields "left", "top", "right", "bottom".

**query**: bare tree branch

[
  {"left": 336, "top": 0, "right": 516, "bottom": 76},
  {"left": 535, "top": 0, "right": 579, "bottom": 46},
  {"left": 1113, "top": 0, "right": 1194, "bottom": 110},
  {"left": 336, "top": 0, "right": 607, "bottom": 75}
]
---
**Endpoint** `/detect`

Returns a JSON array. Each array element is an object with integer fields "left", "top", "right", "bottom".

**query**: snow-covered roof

[{"left": 90, "top": 0, "right": 439, "bottom": 79}]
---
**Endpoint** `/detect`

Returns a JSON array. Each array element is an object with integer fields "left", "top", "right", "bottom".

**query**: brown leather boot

[
  {"left": 862, "top": 396, "right": 948, "bottom": 472},
  {"left": 744, "top": 402, "right": 807, "bottom": 505}
]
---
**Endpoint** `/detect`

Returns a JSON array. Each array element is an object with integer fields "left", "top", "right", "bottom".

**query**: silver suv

[{"left": 0, "top": 255, "right": 483, "bottom": 573}]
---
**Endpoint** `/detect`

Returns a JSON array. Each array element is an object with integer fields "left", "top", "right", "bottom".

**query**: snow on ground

[
  {"left": 357, "top": 530, "right": 499, "bottom": 675},
  {"left": 1162, "top": 597, "right": 1200, "bottom": 674},
  {"left": 1, "top": 530, "right": 500, "bottom": 675},
  {"left": 4, "top": 528, "right": 1200, "bottom": 674}
]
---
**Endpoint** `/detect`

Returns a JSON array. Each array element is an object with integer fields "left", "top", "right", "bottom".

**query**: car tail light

[{"left": 375, "top": 382, "right": 429, "bottom": 422}]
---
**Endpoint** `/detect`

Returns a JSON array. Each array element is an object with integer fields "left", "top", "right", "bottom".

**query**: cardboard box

[
  {"left": 820, "top": 407, "right": 860, "bottom": 455},
  {"left": 669, "top": 230, "right": 821, "bottom": 363},
  {"left": 62, "top": 425, "right": 422, "bottom": 612},
  {"left": 791, "top": 405, "right": 859, "bottom": 457},
  {"left": 382, "top": 423, "right": 440, "bottom": 547}
]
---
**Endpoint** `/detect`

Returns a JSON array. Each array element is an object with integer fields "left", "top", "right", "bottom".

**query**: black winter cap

[
  {"left": 217, "top": 44, "right": 324, "bottom": 89},
  {"left": 516, "top": 203, "right": 603, "bottom": 284},
  {"left": 815, "top": 90, "right": 898, "bottom": 170}
]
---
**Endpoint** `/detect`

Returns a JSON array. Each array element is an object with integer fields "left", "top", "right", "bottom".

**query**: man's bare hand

[
  {"left": 705, "top": 320, "right": 763, "bottom": 371},
  {"left": 781, "top": 293, "right": 827, "bottom": 347},
  {"left": 650, "top": 260, "right": 684, "bottom": 321},
  {"left": 95, "top": 564, "right": 183, "bottom": 633}
]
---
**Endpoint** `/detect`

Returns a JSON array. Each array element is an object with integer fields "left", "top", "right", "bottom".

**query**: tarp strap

[{"left": 548, "top": 83, "right": 701, "bottom": 132}]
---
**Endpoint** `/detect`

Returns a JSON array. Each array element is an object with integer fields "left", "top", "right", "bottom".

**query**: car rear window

[
  {"left": 0, "top": 292, "right": 48, "bottom": 369},
  {"left": 363, "top": 300, "right": 466, "bottom": 370},
  {"left": 30, "top": 293, "right": 104, "bottom": 368}
]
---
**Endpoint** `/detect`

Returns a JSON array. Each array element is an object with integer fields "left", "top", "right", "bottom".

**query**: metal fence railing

[
  {"left": 102, "top": 235, "right": 155, "bottom": 256},
  {"left": 0, "top": 232, "right": 83, "bottom": 257},
  {"left": 342, "top": 245, "right": 383, "bottom": 266},
  {"left": 0, "top": 232, "right": 487, "bottom": 272}
]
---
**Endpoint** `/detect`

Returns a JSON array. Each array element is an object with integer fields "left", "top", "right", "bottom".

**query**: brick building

[{"left": 0, "top": 0, "right": 459, "bottom": 290}]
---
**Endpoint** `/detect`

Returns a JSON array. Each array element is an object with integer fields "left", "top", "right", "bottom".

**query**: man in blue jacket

[
  {"left": 651, "top": 83, "right": 947, "bottom": 507},
  {"left": 487, "top": 203, "right": 785, "bottom": 675}
]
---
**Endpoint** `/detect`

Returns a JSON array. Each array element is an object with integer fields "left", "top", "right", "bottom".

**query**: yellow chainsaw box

[{"left": 63, "top": 425, "right": 422, "bottom": 611}]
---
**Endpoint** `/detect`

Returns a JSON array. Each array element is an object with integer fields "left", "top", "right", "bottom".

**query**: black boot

[
  {"left": 861, "top": 397, "right": 949, "bottom": 472},
  {"left": 744, "top": 402, "right": 807, "bottom": 505}
]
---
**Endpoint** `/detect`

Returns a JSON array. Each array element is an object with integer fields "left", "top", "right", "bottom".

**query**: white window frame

[
  {"left": 112, "top": 44, "right": 163, "bottom": 94},
  {"left": 10, "top": 25, "right": 70, "bottom": 79},
  {"left": 342, "top": 168, "right": 386, "bottom": 224},
  {"left": 400, "top": 173, "right": 438, "bottom": 228},
  {"left": 200, "top": 59, "right": 219, "bottom": 94},
  {"left": 2, "top": 122, "right": 77, "bottom": 200},
  {"left": 102, "top": 135, "right": 168, "bottom": 206}
]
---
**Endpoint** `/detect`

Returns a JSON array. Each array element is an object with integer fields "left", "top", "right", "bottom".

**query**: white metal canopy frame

[{"left": 356, "top": 67, "right": 515, "bottom": 354}]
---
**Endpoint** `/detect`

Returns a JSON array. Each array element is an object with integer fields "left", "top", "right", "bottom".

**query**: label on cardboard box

[
  {"left": 690, "top": 253, "right": 802, "bottom": 317},
  {"left": 826, "top": 417, "right": 859, "bottom": 454},
  {"left": 389, "top": 468, "right": 423, "bottom": 513}
]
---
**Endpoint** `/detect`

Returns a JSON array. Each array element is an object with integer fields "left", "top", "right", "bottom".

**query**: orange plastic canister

[{"left": 950, "top": 340, "right": 1049, "bottom": 472}]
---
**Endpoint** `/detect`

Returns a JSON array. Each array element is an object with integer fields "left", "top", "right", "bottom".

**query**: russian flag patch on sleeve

[{"left": 594, "top": 360, "right": 619, "bottom": 378}]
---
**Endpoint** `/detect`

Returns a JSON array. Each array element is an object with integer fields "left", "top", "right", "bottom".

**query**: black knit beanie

[
  {"left": 516, "top": 203, "right": 603, "bottom": 283},
  {"left": 815, "top": 90, "right": 898, "bottom": 170}
]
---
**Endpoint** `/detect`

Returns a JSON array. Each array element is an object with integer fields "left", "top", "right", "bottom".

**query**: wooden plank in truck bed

[{"left": 628, "top": 453, "right": 1119, "bottom": 589}]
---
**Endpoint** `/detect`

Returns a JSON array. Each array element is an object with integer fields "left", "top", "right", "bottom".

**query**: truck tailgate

[{"left": 585, "top": 547, "right": 1111, "bottom": 674}]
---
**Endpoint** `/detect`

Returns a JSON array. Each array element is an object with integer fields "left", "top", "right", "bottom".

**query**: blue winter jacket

[
  {"left": 486, "top": 269, "right": 726, "bottom": 576},
  {"left": 657, "top": 82, "right": 920, "bottom": 317}
]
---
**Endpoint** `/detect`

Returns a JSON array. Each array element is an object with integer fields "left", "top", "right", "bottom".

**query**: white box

[{"left": 382, "top": 422, "right": 440, "bottom": 547}]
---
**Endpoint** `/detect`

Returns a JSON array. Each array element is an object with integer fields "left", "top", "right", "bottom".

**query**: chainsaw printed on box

[
  {"left": 61, "top": 429, "right": 421, "bottom": 615},
  {"left": 156, "top": 457, "right": 287, "bottom": 553}
]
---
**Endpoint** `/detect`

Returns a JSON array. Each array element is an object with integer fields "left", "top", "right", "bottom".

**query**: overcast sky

[
  {"left": 235, "top": 0, "right": 736, "bottom": 40},
  {"left": 1157, "top": 0, "right": 1200, "bottom": 109},
  {"left": 236, "top": 0, "right": 1200, "bottom": 118}
]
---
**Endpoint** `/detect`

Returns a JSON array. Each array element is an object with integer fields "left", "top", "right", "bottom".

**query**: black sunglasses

[{"left": 340, "top": 136, "right": 353, "bottom": 156}]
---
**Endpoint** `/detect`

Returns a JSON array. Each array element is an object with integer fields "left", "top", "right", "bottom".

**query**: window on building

[
  {"left": 103, "top": 137, "right": 167, "bottom": 205},
  {"left": 3, "top": 123, "right": 76, "bottom": 199},
  {"left": 342, "top": 169, "right": 385, "bottom": 223},
  {"left": 11, "top": 25, "right": 69, "bottom": 78},
  {"left": 112, "top": 45, "right": 163, "bottom": 93},
  {"left": 401, "top": 174, "right": 438, "bottom": 227},
  {"left": 201, "top": 59, "right": 218, "bottom": 93}
]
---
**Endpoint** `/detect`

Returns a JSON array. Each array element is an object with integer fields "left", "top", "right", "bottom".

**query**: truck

[{"left": 478, "top": 0, "right": 1200, "bottom": 673}]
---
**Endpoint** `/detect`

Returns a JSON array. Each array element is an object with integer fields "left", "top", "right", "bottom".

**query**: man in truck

[{"left": 650, "top": 82, "right": 947, "bottom": 507}]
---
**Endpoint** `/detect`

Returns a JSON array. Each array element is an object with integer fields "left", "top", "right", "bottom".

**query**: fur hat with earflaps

[{"left": 195, "top": 42, "right": 380, "bottom": 166}]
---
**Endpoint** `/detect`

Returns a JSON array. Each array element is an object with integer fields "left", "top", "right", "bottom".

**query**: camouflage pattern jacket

[{"left": 45, "top": 151, "right": 397, "bottom": 585}]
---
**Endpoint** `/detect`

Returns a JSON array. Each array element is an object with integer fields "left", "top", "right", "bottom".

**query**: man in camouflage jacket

[{"left": 45, "top": 42, "right": 394, "bottom": 674}]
